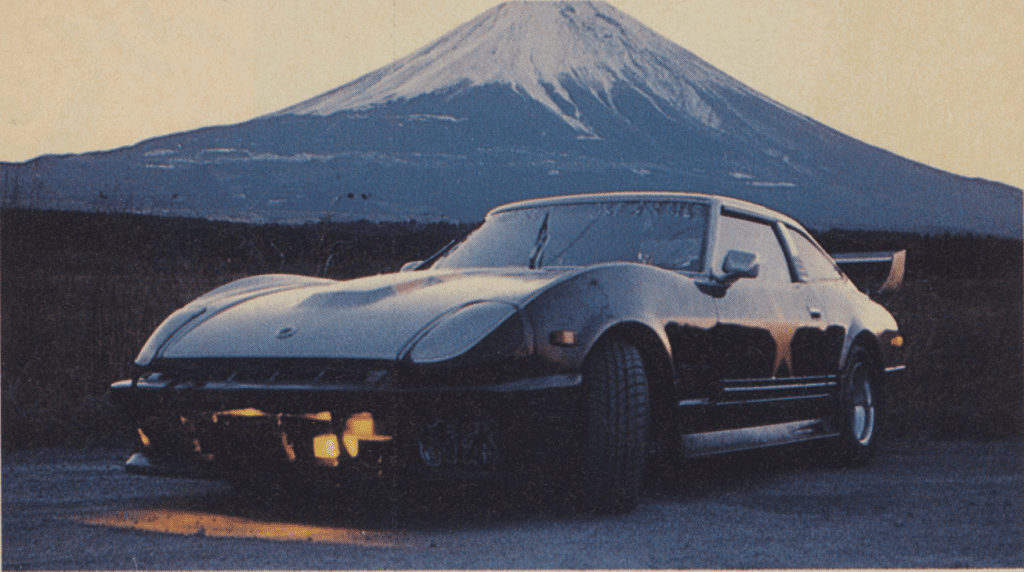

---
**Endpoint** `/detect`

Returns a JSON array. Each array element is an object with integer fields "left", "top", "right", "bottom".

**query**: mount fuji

[{"left": 3, "top": 1, "right": 1021, "bottom": 237}]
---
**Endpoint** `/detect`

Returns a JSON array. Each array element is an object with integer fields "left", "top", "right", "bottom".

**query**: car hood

[{"left": 143, "top": 268, "right": 575, "bottom": 363}]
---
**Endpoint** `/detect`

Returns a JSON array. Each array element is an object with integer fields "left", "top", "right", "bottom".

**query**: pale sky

[{"left": 2, "top": 0, "right": 1022, "bottom": 191}]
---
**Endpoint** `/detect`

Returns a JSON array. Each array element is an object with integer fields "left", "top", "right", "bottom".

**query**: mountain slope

[{"left": 2, "top": 1, "right": 1020, "bottom": 237}]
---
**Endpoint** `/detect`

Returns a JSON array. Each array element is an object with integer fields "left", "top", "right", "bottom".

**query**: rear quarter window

[{"left": 784, "top": 226, "right": 843, "bottom": 281}]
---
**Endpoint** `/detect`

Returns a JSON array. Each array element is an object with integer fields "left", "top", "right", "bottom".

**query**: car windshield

[{"left": 431, "top": 200, "right": 709, "bottom": 271}]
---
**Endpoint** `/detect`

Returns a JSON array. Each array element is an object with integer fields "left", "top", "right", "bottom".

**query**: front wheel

[
  {"left": 830, "top": 346, "right": 879, "bottom": 466},
  {"left": 576, "top": 338, "right": 649, "bottom": 513}
]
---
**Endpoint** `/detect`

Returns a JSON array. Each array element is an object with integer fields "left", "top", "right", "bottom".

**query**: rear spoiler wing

[{"left": 832, "top": 250, "right": 906, "bottom": 295}]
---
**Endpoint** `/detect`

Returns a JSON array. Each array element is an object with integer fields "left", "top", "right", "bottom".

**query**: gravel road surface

[{"left": 3, "top": 441, "right": 1020, "bottom": 569}]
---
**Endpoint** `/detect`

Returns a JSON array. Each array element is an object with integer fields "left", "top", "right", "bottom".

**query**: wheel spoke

[{"left": 852, "top": 406, "right": 867, "bottom": 439}]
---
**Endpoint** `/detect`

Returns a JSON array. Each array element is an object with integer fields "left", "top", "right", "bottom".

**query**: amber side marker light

[
  {"left": 890, "top": 335, "right": 904, "bottom": 348},
  {"left": 549, "top": 329, "right": 577, "bottom": 347},
  {"left": 342, "top": 412, "right": 392, "bottom": 458},
  {"left": 137, "top": 428, "right": 151, "bottom": 447}
]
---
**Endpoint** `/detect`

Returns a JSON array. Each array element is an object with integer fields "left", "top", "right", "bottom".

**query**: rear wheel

[
  {"left": 831, "top": 346, "right": 879, "bottom": 466},
  {"left": 576, "top": 338, "right": 649, "bottom": 512}
]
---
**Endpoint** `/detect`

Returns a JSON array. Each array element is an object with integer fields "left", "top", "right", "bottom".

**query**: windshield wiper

[
  {"left": 547, "top": 215, "right": 601, "bottom": 265},
  {"left": 528, "top": 213, "right": 550, "bottom": 269},
  {"left": 418, "top": 224, "right": 477, "bottom": 269}
]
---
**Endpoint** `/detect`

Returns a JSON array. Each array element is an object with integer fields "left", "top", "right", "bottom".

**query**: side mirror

[
  {"left": 720, "top": 250, "right": 759, "bottom": 282},
  {"left": 399, "top": 261, "right": 423, "bottom": 272}
]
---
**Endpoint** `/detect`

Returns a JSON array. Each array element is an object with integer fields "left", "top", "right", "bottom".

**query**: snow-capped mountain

[
  {"left": 2, "top": 1, "right": 1021, "bottom": 237},
  {"left": 276, "top": 2, "right": 746, "bottom": 135}
]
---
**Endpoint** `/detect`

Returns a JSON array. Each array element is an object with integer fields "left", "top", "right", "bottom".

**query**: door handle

[{"left": 808, "top": 307, "right": 823, "bottom": 320}]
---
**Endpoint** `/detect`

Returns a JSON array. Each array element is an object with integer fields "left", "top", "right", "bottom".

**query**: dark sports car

[{"left": 109, "top": 192, "right": 906, "bottom": 511}]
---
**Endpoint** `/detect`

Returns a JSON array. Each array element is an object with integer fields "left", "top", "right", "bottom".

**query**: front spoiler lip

[
  {"left": 125, "top": 452, "right": 370, "bottom": 482},
  {"left": 126, "top": 452, "right": 225, "bottom": 481}
]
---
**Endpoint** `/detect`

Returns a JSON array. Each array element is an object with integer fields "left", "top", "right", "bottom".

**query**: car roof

[{"left": 487, "top": 191, "right": 803, "bottom": 229}]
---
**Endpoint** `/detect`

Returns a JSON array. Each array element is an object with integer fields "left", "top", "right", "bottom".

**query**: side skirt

[{"left": 679, "top": 419, "right": 838, "bottom": 458}]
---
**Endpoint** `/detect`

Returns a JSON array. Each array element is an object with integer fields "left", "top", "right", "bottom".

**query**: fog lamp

[
  {"left": 313, "top": 434, "right": 340, "bottom": 467},
  {"left": 212, "top": 408, "right": 268, "bottom": 423},
  {"left": 341, "top": 412, "right": 392, "bottom": 458}
]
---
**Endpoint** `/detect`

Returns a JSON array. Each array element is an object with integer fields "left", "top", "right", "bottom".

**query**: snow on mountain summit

[{"left": 276, "top": 1, "right": 746, "bottom": 135}]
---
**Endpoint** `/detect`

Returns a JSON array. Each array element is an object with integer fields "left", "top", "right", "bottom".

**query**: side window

[
  {"left": 784, "top": 226, "right": 843, "bottom": 281},
  {"left": 717, "top": 215, "right": 791, "bottom": 283}
]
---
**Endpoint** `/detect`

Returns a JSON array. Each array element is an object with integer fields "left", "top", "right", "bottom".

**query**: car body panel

[{"left": 156, "top": 269, "right": 580, "bottom": 362}]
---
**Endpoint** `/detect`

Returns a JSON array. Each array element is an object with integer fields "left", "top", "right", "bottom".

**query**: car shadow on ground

[{"left": 122, "top": 440, "right": 840, "bottom": 533}]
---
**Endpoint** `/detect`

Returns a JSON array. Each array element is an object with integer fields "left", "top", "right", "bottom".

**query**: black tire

[
  {"left": 830, "top": 345, "right": 879, "bottom": 466},
  {"left": 576, "top": 338, "right": 649, "bottom": 512}
]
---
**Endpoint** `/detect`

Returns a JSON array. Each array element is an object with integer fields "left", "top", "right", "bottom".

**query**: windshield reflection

[{"left": 432, "top": 200, "right": 709, "bottom": 271}]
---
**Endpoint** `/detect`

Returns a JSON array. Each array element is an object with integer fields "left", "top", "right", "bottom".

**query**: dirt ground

[{"left": 2, "top": 440, "right": 1021, "bottom": 569}]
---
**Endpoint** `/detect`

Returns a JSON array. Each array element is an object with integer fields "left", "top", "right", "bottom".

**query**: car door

[
  {"left": 779, "top": 224, "right": 848, "bottom": 381},
  {"left": 708, "top": 210, "right": 832, "bottom": 429}
]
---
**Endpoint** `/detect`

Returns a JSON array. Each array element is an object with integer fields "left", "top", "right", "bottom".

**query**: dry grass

[
  {"left": 882, "top": 277, "right": 1023, "bottom": 441},
  {"left": 1, "top": 209, "right": 468, "bottom": 449},
  {"left": 1, "top": 268, "right": 233, "bottom": 447}
]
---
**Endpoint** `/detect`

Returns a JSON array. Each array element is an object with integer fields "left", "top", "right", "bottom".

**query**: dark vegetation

[
  {"left": 814, "top": 230, "right": 1022, "bottom": 441},
  {"left": 1, "top": 208, "right": 1020, "bottom": 450},
  {"left": 0, "top": 209, "right": 473, "bottom": 450}
]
